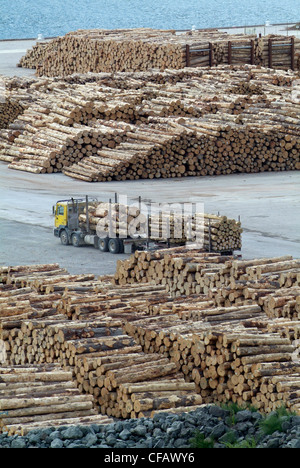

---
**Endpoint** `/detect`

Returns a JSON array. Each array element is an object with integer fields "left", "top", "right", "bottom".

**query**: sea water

[{"left": 0, "top": 0, "right": 299, "bottom": 40}]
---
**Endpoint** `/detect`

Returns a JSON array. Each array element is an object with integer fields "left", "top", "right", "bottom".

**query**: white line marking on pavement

[{"left": 0, "top": 49, "right": 27, "bottom": 54}]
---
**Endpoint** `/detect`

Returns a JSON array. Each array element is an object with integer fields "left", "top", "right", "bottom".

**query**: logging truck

[
  {"left": 53, "top": 196, "right": 241, "bottom": 255},
  {"left": 54, "top": 196, "right": 155, "bottom": 254}
]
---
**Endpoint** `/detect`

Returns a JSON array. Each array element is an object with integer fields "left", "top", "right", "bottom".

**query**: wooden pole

[
  {"left": 209, "top": 43, "right": 214, "bottom": 67},
  {"left": 268, "top": 38, "right": 273, "bottom": 69},
  {"left": 228, "top": 41, "right": 232, "bottom": 65},
  {"left": 186, "top": 45, "right": 190, "bottom": 67},
  {"left": 291, "top": 37, "right": 295, "bottom": 71},
  {"left": 251, "top": 40, "right": 255, "bottom": 65}
]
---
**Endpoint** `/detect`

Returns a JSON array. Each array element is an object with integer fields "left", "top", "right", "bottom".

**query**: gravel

[{"left": 1, "top": 405, "right": 300, "bottom": 448}]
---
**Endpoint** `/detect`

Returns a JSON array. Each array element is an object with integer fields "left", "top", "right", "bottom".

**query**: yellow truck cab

[
  {"left": 53, "top": 196, "right": 125, "bottom": 253},
  {"left": 55, "top": 202, "right": 69, "bottom": 229},
  {"left": 54, "top": 197, "right": 91, "bottom": 247}
]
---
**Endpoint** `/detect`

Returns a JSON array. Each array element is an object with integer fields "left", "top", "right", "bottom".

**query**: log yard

[{"left": 0, "top": 24, "right": 300, "bottom": 450}]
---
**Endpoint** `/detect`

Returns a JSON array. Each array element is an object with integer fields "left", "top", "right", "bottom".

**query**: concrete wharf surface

[
  {"left": 0, "top": 39, "right": 37, "bottom": 77},
  {"left": 0, "top": 163, "right": 299, "bottom": 275}
]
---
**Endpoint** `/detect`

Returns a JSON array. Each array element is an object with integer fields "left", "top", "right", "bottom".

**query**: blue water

[{"left": 0, "top": 0, "right": 299, "bottom": 40}]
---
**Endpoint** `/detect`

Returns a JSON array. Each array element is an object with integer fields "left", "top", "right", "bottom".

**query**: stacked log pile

[
  {"left": 0, "top": 82, "right": 134, "bottom": 173},
  {"left": 63, "top": 114, "right": 300, "bottom": 181},
  {"left": 0, "top": 263, "right": 97, "bottom": 292},
  {"left": 0, "top": 262, "right": 202, "bottom": 428},
  {"left": 16, "top": 29, "right": 246, "bottom": 75},
  {"left": 116, "top": 250, "right": 300, "bottom": 413},
  {"left": 0, "top": 263, "right": 107, "bottom": 365},
  {"left": 114, "top": 251, "right": 300, "bottom": 299},
  {"left": 0, "top": 76, "right": 38, "bottom": 131},
  {"left": 122, "top": 301, "right": 300, "bottom": 414},
  {"left": 1, "top": 257, "right": 300, "bottom": 422},
  {"left": 1, "top": 265, "right": 204, "bottom": 420},
  {"left": 17, "top": 41, "right": 49, "bottom": 69},
  {"left": 57, "top": 283, "right": 168, "bottom": 321},
  {"left": 262, "top": 288, "right": 300, "bottom": 320},
  {"left": 0, "top": 98, "right": 26, "bottom": 130},
  {"left": 76, "top": 345, "right": 201, "bottom": 419},
  {"left": 0, "top": 79, "right": 202, "bottom": 177},
  {"left": 17, "top": 29, "right": 300, "bottom": 76},
  {"left": 0, "top": 66, "right": 299, "bottom": 180},
  {"left": 0, "top": 364, "right": 113, "bottom": 435},
  {"left": 3, "top": 306, "right": 203, "bottom": 420},
  {"left": 113, "top": 248, "right": 238, "bottom": 294},
  {"left": 19, "top": 294, "right": 300, "bottom": 415},
  {"left": 116, "top": 379, "right": 201, "bottom": 418},
  {"left": 6, "top": 121, "right": 128, "bottom": 175},
  {"left": 222, "top": 328, "right": 300, "bottom": 413},
  {"left": 254, "top": 35, "right": 298, "bottom": 69},
  {"left": 62, "top": 123, "right": 165, "bottom": 182},
  {"left": 211, "top": 256, "right": 300, "bottom": 307},
  {"left": 51, "top": 321, "right": 203, "bottom": 419},
  {"left": 0, "top": 75, "right": 56, "bottom": 133}
]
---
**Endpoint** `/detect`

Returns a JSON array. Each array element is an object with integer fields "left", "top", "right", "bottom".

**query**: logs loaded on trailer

[
  {"left": 17, "top": 29, "right": 300, "bottom": 76},
  {"left": 74, "top": 197, "right": 242, "bottom": 254}
]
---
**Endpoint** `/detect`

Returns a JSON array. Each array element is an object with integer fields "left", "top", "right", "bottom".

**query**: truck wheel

[
  {"left": 118, "top": 239, "right": 124, "bottom": 253},
  {"left": 108, "top": 238, "right": 121, "bottom": 254},
  {"left": 98, "top": 237, "right": 109, "bottom": 252},
  {"left": 60, "top": 230, "right": 69, "bottom": 246},
  {"left": 71, "top": 233, "right": 82, "bottom": 247}
]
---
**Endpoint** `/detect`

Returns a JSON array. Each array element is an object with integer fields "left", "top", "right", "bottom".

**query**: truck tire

[
  {"left": 118, "top": 239, "right": 124, "bottom": 253},
  {"left": 60, "top": 230, "right": 69, "bottom": 246},
  {"left": 71, "top": 233, "right": 82, "bottom": 247},
  {"left": 98, "top": 237, "right": 109, "bottom": 252},
  {"left": 108, "top": 238, "right": 121, "bottom": 254}
]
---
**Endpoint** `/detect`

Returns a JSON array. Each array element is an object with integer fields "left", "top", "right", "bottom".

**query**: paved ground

[
  {"left": 219, "top": 22, "right": 300, "bottom": 38},
  {"left": 0, "top": 219, "right": 127, "bottom": 276},
  {"left": 0, "top": 162, "right": 299, "bottom": 275},
  {"left": 0, "top": 39, "right": 37, "bottom": 77}
]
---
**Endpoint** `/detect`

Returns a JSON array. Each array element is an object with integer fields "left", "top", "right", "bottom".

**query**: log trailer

[
  {"left": 53, "top": 195, "right": 241, "bottom": 255},
  {"left": 53, "top": 196, "right": 149, "bottom": 254}
]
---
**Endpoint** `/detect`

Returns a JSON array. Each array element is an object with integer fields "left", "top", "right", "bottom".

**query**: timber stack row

[
  {"left": 0, "top": 75, "right": 39, "bottom": 130},
  {"left": 17, "top": 29, "right": 300, "bottom": 75},
  {"left": 0, "top": 265, "right": 203, "bottom": 423},
  {"left": 0, "top": 99, "right": 26, "bottom": 131},
  {"left": 0, "top": 66, "right": 299, "bottom": 180},
  {"left": 113, "top": 250, "right": 300, "bottom": 297},
  {"left": 123, "top": 311, "right": 300, "bottom": 414},
  {"left": 0, "top": 364, "right": 113, "bottom": 435},
  {"left": 1, "top": 252, "right": 300, "bottom": 432},
  {"left": 118, "top": 250, "right": 300, "bottom": 413},
  {"left": 113, "top": 249, "right": 237, "bottom": 294},
  {"left": 18, "top": 41, "right": 49, "bottom": 70}
]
